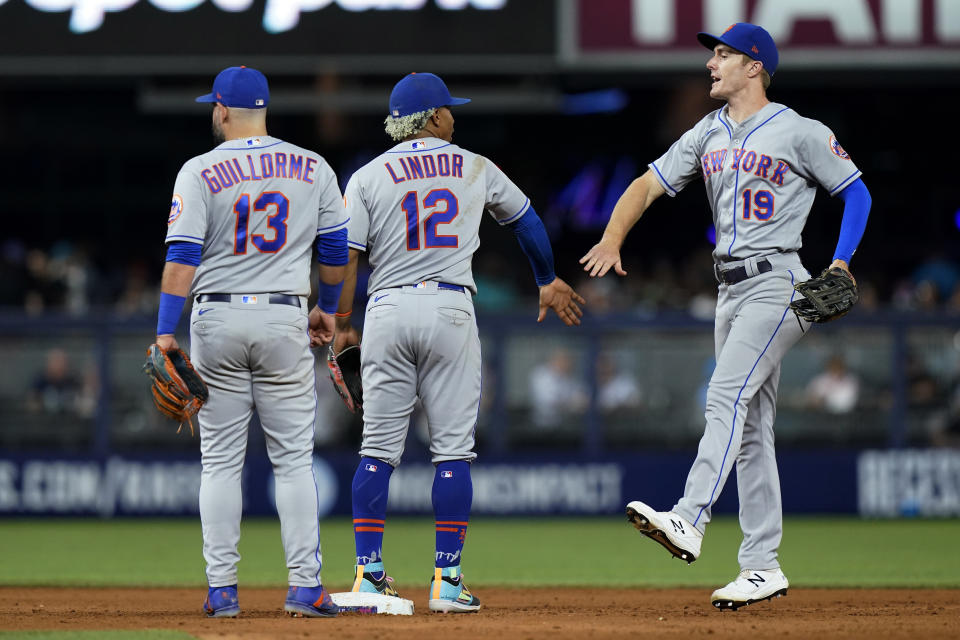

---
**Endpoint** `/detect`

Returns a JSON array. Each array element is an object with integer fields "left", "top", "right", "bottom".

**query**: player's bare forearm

[
  {"left": 580, "top": 170, "right": 666, "bottom": 277},
  {"left": 331, "top": 250, "right": 361, "bottom": 353},
  {"left": 335, "top": 250, "right": 361, "bottom": 330},
  {"left": 160, "top": 261, "right": 197, "bottom": 298},
  {"left": 537, "top": 277, "right": 586, "bottom": 326},
  {"left": 318, "top": 264, "right": 346, "bottom": 286}
]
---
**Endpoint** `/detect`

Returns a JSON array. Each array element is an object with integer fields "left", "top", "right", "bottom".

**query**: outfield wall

[{"left": 1, "top": 449, "right": 958, "bottom": 518}]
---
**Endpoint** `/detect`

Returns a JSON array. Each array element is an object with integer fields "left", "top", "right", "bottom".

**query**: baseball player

[
  {"left": 153, "top": 66, "right": 348, "bottom": 618},
  {"left": 580, "top": 24, "right": 871, "bottom": 610},
  {"left": 333, "top": 72, "right": 585, "bottom": 613}
]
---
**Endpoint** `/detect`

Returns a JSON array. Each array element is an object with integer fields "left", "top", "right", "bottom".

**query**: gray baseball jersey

[
  {"left": 344, "top": 137, "right": 530, "bottom": 295},
  {"left": 650, "top": 102, "right": 861, "bottom": 262},
  {"left": 345, "top": 136, "right": 530, "bottom": 466},
  {"left": 641, "top": 102, "right": 863, "bottom": 572},
  {"left": 167, "top": 135, "right": 348, "bottom": 294},
  {"left": 168, "top": 134, "right": 346, "bottom": 589}
]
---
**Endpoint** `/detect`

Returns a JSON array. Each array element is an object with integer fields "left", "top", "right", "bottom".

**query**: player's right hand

[
  {"left": 538, "top": 277, "right": 585, "bottom": 326},
  {"left": 333, "top": 324, "right": 361, "bottom": 355},
  {"left": 309, "top": 307, "right": 336, "bottom": 347},
  {"left": 579, "top": 238, "right": 627, "bottom": 278}
]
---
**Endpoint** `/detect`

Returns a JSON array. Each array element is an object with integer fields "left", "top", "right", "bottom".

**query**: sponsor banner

[
  {"left": 0, "top": 0, "right": 545, "bottom": 60},
  {"left": 387, "top": 463, "right": 625, "bottom": 514},
  {"left": 0, "top": 449, "right": 867, "bottom": 517},
  {"left": 0, "top": 457, "right": 202, "bottom": 517},
  {"left": 563, "top": 0, "right": 960, "bottom": 68},
  {"left": 858, "top": 449, "right": 960, "bottom": 517}
]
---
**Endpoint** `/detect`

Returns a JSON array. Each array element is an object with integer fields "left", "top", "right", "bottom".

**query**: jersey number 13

[{"left": 234, "top": 191, "right": 289, "bottom": 254}]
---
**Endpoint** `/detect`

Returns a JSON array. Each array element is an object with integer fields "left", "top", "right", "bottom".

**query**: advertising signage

[
  {"left": 0, "top": 0, "right": 551, "bottom": 59},
  {"left": 563, "top": 0, "right": 960, "bottom": 68}
]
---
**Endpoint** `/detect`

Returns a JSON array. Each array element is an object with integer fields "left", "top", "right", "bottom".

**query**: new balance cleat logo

[
  {"left": 671, "top": 519, "right": 685, "bottom": 534},
  {"left": 747, "top": 573, "right": 766, "bottom": 588}
]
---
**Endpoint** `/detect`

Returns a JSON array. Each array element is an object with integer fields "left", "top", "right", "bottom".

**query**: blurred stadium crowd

[{"left": 5, "top": 233, "right": 960, "bottom": 318}]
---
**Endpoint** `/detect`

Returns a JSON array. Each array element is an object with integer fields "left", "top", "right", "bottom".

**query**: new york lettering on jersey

[{"left": 700, "top": 148, "right": 790, "bottom": 187}]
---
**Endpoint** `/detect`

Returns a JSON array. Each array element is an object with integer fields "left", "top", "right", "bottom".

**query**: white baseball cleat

[
  {"left": 711, "top": 569, "right": 789, "bottom": 610},
  {"left": 625, "top": 501, "right": 702, "bottom": 563}
]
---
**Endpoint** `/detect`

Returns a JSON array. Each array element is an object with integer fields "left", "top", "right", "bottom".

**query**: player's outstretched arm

[
  {"left": 506, "top": 205, "right": 585, "bottom": 326},
  {"left": 538, "top": 277, "right": 586, "bottom": 326},
  {"left": 580, "top": 170, "right": 666, "bottom": 277}
]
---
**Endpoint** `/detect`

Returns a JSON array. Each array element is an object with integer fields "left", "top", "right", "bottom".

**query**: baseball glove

[
  {"left": 327, "top": 345, "right": 362, "bottom": 413},
  {"left": 142, "top": 344, "right": 209, "bottom": 435},
  {"left": 790, "top": 267, "right": 859, "bottom": 323}
]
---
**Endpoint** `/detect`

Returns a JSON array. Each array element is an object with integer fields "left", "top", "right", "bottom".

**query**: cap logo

[
  {"left": 392, "top": 109, "right": 400, "bottom": 116},
  {"left": 216, "top": 92, "right": 222, "bottom": 100},
  {"left": 255, "top": 99, "right": 264, "bottom": 106},
  {"left": 751, "top": 44, "right": 759, "bottom": 54}
]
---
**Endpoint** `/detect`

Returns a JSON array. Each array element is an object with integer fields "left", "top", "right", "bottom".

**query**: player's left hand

[
  {"left": 538, "top": 277, "right": 585, "bottom": 326},
  {"left": 333, "top": 324, "right": 361, "bottom": 355},
  {"left": 828, "top": 258, "right": 856, "bottom": 285},
  {"left": 309, "top": 306, "right": 336, "bottom": 347},
  {"left": 156, "top": 334, "right": 180, "bottom": 352}
]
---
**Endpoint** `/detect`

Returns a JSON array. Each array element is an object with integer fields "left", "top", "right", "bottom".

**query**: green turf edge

[{"left": 1, "top": 516, "right": 958, "bottom": 589}]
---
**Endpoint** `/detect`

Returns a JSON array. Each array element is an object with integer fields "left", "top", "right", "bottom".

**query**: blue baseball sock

[
  {"left": 352, "top": 457, "right": 393, "bottom": 567},
  {"left": 432, "top": 461, "right": 472, "bottom": 569}
]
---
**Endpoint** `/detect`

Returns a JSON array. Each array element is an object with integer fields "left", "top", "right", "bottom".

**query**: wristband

[
  {"left": 317, "top": 279, "right": 344, "bottom": 314},
  {"left": 157, "top": 292, "right": 186, "bottom": 335}
]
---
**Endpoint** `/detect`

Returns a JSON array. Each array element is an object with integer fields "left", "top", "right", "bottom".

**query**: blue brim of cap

[
  {"left": 447, "top": 97, "right": 471, "bottom": 106},
  {"left": 195, "top": 93, "right": 217, "bottom": 103}
]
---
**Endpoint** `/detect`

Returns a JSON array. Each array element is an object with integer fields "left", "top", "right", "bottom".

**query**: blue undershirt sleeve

[
  {"left": 832, "top": 178, "right": 871, "bottom": 264},
  {"left": 316, "top": 228, "right": 348, "bottom": 313},
  {"left": 315, "top": 228, "right": 349, "bottom": 266},
  {"left": 508, "top": 206, "right": 556, "bottom": 287},
  {"left": 165, "top": 241, "right": 202, "bottom": 267}
]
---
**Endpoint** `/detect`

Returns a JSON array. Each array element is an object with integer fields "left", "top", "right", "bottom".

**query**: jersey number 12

[{"left": 401, "top": 188, "right": 459, "bottom": 250}]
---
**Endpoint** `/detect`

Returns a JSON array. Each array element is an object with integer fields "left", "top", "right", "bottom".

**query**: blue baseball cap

[
  {"left": 196, "top": 66, "right": 270, "bottom": 109},
  {"left": 697, "top": 23, "right": 779, "bottom": 76},
  {"left": 388, "top": 72, "right": 470, "bottom": 118}
]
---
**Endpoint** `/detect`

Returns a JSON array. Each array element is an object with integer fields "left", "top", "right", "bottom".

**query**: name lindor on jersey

[
  {"left": 384, "top": 152, "right": 464, "bottom": 184},
  {"left": 701, "top": 148, "right": 791, "bottom": 187},
  {"left": 200, "top": 151, "right": 320, "bottom": 194}
]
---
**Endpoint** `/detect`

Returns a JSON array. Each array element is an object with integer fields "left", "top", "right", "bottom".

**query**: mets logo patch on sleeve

[
  {"left": 168, "top": 194, "right": 184, "bottom": 225},
  {"left": 829, "top": 135, "right": 851, "bottom": 160}
]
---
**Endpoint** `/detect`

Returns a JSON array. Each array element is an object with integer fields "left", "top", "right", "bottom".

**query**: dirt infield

[{"left": 1, "top": 587, "right": 958, "bottom": 639}]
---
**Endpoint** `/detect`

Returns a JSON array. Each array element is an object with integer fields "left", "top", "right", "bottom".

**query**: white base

[{"left": 330, "top": 592, "right": 415, "bottom": 615}]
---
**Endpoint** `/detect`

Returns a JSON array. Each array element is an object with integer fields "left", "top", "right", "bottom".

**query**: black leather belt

[
  {"left": 406, "top": 282, "right": 465, "bottom": 292},
  {"left": 196, "top": 293, "right": 301, "bottom": 308},
  {"left": 714, "top": 258, "right": 772, "bottom": 285}
]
